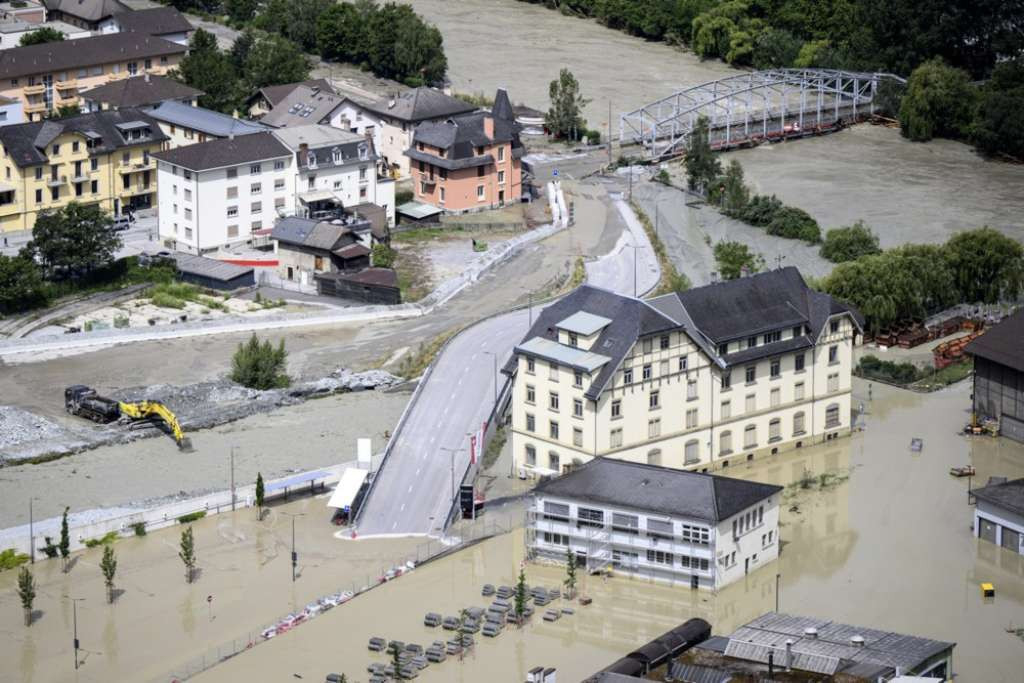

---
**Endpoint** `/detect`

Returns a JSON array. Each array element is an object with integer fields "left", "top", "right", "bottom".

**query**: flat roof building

[
  {"left": 971, "top": 477, "right": 1024, "bottom": 555},
  {"left": 528, "top": 458, "right": 782, "bottom": 590}
]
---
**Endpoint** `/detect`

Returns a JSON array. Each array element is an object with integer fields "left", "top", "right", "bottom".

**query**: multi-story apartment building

[
  {"left": 405, "top": 108, "right": 523, "bottom": 213},
  {"left": 0, "top": 33, "right": 185, "bottom": 121},
  {"left": 0, "top": 108, "right": 166, "bottom": 232},
  {"left": 272, "top": 125, "right": 394, "bottom": 226},
  {"left": 144, "top": 100, "right": 269, "bottom": 148},
  {"left": 528, "top": 458, "right": 782, "bottom": 589},
  {"left": 506, "top": 269, "right": 862, "bottom": 476},
  {"left": 153, "top": 132, "right": 292, "bottom": 254},
  {"left": 81, "top": 74, "right": 202, "bottom": 113},
  {"left": 42, "top": 0, "right": 126, "bottom": 32}
]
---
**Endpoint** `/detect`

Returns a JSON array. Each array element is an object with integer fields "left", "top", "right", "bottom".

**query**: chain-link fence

[{"left": 157, "top": 517, "right": 508, "bottom": 682}]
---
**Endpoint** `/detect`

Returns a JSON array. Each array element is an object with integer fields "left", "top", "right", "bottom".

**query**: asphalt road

[{"left": 355, "top": 190, "right": 660, "bottom": 537}]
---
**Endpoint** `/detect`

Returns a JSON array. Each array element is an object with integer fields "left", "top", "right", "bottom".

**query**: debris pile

[{"left": 0, "top": 406, "right": 75, "bottom": 451}]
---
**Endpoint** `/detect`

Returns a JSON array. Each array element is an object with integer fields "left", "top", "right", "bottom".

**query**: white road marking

[
  {"left": 400, "top": 503, "right": 405, "bottom": 512},
  {"left": 416, "top": 467, "right": 421, "bottom": 475},
  {"left": 407, "top": 485, "right": 413, "bottom": 493}
]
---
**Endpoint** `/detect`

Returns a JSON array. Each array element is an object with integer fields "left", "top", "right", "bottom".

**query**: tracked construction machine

[{"left": 64, "top": 385, "right": 193, "bottom": 450}]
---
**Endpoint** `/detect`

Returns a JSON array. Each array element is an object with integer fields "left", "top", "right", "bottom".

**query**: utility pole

[
  {"left": 607, "top": 100, "right": 612, "bottom": 167},
  {"left": 281, "top": 512, "right": 304, "bottom": 582},
  {"left": 70, "top": 597, "right": 85, "bottom": 670},
  {"left": 775, "top": 573, "right": 781, "bottom": 612},
  {"left": 28, "top": 498, "right": 34, "bottom": 564},
  {"left": 230, "top": 447, "right": 236, "bottom": 512}
]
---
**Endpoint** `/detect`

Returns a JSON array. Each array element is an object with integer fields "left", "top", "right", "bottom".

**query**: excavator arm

[{"left": 118, "top": 400, "right": 192, "bottom": 450}]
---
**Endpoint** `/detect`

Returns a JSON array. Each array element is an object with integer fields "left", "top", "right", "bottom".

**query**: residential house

[
  {"left": 41, "top": 0, "right": 127, "bottom": 32},
  {"left": 528, "top": 458, "right": 782, "bottom": 589},
  {"left": 0, "top": 94, "right": 22, "bottom": 127},
  {"left": 153, "top": 132, "right": 292, "bottom": 253},
  {"left": 0, "top": 18, "right": 89, "bottom": 48},
  {"left": 0, "top": 1, "right": 47, "bottom": 24},
  {"left": 271, "top": 124, "right": 394, "bottom": 225},
  {"left": 259, "top": 83, "right": 346, "bottom": 129},
  {"left": 678, "top": 612, "right": 955, "bottom": 682},
  {"left": 112, "top": 6, "right": 192, "bottom": 45},
  {"left": 0, "top": 33, "right": 186, "bottom": 121},
  {"left": 81, "top": 74, "right": 202, "bottom": 112},
  {"left": 0, "top": 108, "right": 167, "bottom": 232},
  {"left": 972, "top": 477, "right": 1024, "bottom": 555},
  {"left": 966, "top": 309, "right": 1024, "bottom": 442},
  {"left": 359, "top": 87, "right": 476, "bottom": 178},
  {"left": 270, "top": 214, "right": 371, "bottom": 286},
  {"left": 246, "top": 78, "right": 335, "bottom": 118},
  {"left": 506, "top": 269, "right": 862, "bottom": 476},
  {"left": 405, "top": 109, "right": 523, "bottom": 213},
  {"left": 144, "top": 100, "right": 269, "bottom": 148}
]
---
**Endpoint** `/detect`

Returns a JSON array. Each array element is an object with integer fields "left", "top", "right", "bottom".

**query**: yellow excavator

[{"left": 65, "top": 385, "right": 192, "bottom": 451}]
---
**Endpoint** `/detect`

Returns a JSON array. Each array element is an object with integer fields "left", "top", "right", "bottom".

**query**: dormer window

[
  {"left": 306, "top": 151, "right": 316, "bottom": 168},
  {"left": 358, "top": 143, "right": 368, "bottom": 160},
  {"left": 331, "top": 147, "right": 341, "bottom": 164}
]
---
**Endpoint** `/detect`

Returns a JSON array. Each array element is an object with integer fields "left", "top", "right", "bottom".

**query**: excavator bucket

[{"left": 178, "top": 437, "right": 194, "bottom": 452}]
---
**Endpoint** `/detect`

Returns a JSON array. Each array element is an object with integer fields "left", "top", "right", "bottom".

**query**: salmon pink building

[{"left": 404, "top": 92, "right": 523, "bottom": 214}]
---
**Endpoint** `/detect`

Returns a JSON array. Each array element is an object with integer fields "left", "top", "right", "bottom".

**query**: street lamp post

[
  {"left": 281, "top": 512, "right": 305, "bottom": 582},
  {"left": 68, "top": 596, "right": 85, "bottom": 670},
  {"left": 28, "top": 498, "right": 34, "bottom": 564},
  {"left": 230, "top": 446, "right": 236, "bottom": 512}
]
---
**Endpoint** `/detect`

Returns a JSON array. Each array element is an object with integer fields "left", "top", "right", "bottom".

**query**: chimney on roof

[
  {"left": 784, "top": 639, "right": 794, "bottom": 671},
  {"left": 144, "top": 72, "right": 150, "bottom": 83},
  {"left": 850, "top": 635, "right": 865, "bottom": 648},
  {"left": 803, "top": 627, "right": 818, "bottom": 639}
]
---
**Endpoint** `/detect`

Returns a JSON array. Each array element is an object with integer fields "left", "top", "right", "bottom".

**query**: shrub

[
  {"left": 820, "top": 221, "right": 882, "bottom": 263},
  {"left": 765, "top": 206, "right": 820, "bottom": 243},
  {"left": 736, "top": 194, "right": 783, "bottom": 226},
  {"left": 132, "top": 522, "right": 147, "bottom": 536},
  {"left": 177, "top": 511, "right": 207, "bottom": 524},
  {"left": 0, "top": 548, "right": 30, "bottom": 571},
  {"left": 585, "top": 129, "right": 601, "bottom": 145},
  {"left": 395, "top": 189, "right": 414, "bottom": 205},
  {"left": 372, "top": 243, "right": 396, "bottom": 268},
  {"left": 83, "top": 531, "right": 119, "bottom": 548},
  {"left": 230, "top": 333, "right": 290, "bottom": 389},
  {"left": 857, "top": 355, "right": 920, "bottom": 384}
]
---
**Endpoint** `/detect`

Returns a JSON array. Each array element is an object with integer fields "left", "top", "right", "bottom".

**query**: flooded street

[
  {"left": 407, "top": 0, "right": 738, "bottom": 126},
  {"left": 187, "top": 378, "right": 1024, "bottom": 683},
  {"left": 0, "top": 391, "right": 409, "bottom": 527}
]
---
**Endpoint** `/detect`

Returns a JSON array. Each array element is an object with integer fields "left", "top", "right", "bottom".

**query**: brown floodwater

[{"left": 188, "top": 378, "right": 1024, "bottom": 683}]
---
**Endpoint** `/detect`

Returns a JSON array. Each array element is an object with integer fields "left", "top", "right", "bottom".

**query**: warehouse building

[{"left": 966, "top": 309, "right": 1024, "bottom": 442}]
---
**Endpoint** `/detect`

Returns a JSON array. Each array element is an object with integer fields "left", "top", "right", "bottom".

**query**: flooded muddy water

[{"left": 192, "top": 378, "right": 1024, "bottom": 683}]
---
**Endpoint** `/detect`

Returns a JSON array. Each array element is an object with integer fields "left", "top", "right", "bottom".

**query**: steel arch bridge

[{"left": 620, "top": 69, "right": 907, "bottom": 159}]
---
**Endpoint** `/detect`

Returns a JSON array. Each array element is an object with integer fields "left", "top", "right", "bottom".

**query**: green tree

[
  {"left": 25, "top": 203, "right": 120, "bottom": 280},
  {"left": 545, "top": 68, "right": 589, "bottom": 141},
  {"left": 316, "top": 2, "right": 369, "bottom": 63},
  {"left": 820, "top": 220, "right": 882, "bottom": 262},
  {"left": 179, "top": 526, "right": 196, "bottom": 584},
  {"left": 230, "top": 333, "right": 290, "bottom": 389},
  {"left": 228, "top": 28, "right": 254, "bottom": 74},
  {"left": 174, "top": 29, "right": 241, "bottom": 115},
  {"left": 752, "top": 27, "right": 802, "bottom": 69},
  {"left": 899, "top": 58, "right": 975, "bottom": 142},
  {"left": 514, "top": 567, "right": 527, "bottom": 625},
  {"left": 52, "top": 104, "right": 81, "bottom": 119},
  {"left": 943, "top": 228, "right": 1024, "bottom": 304},
  {"left": 17, "top": 566, "right": 35, "bottom": 626},
  {"left": 971, "top": 58, "right": 1024, "bottom": 160},
  {"left": 0, "top": 253, "right": 49, "bottom": 315},
  {"left": 255, "top": 472, "right": 265, "bottom": 519},
  {"left": 371, "top": 243, "right": 396, "bottom": 268},
  {"left": 765, "top": 206, "right": 821, "bottom": 243},
  {"left": 255, "top": 0, "right": 332, "bottom": 53},
  {"left": 563, "top": 545, "right": 577, "bottom": 599},
  {"left": 363, "top": 3, "right": 447, "bottom": 86},
  {"left": 712, "top": 160, "right": 750, "bottom": 215},
  {"left": 714, "top": 241, "right": 762, "bottom": 280},
  {"left": 100, "top": 545, "right": 117, "bottom": 604},
  {"left": 684, "top": 116, "right": 721, "bottom": 193},
  {"left": 225, "top": 0, "right": 259, "bottom": 24},
  {"left": 59, "top": 506, "right": 70, "bottom": 572},
  {"left": 792, "top": 39, "right": 842, "bottom": 69},
  {"left": 19, "top": 27, "right": 65, "bottom": 46},
  {"left": 242, "top": 33, "right": 311, "bottom": 91}
]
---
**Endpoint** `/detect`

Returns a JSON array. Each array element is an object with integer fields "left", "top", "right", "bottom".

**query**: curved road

[{"left": 356, "top": 195, "right": 660, "bottom": 537}]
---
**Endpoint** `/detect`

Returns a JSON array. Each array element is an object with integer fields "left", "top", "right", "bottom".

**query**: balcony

[
  {"left": 55, "top": 79, "right": 78, "bottom": 91},
  {"left": 23, "top": 84, "right": 44, "bottom": 95},
  {"left": 70, "top": 171, "right": 90, "bottom": 183},
  {"left": 121, "top": 184, "right": 152, "bottom": 196},
  {"left": 24, "top": 101, "right": 47, "bottom": 114},
  {"left": 46, "top": 175, "right": 66, "bottom": 187},
  {"left": 118, "top": 161, "right": 154, "bottom": 174}
]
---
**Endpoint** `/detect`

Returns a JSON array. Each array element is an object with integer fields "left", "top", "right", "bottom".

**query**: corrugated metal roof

[
  {"left": 146, "top": 100, "right": 269, "bottom": 137},
  {"left": 171, "top": 253, "right": 252, "bottom": 282},
  {"left": 558, "top": 311, "right": 613, "bottom": 336},
  {"left": 724, "top": 637, "right": 842, "bottom": 675},
  {"left": 516, "top": 336, "right": 611, "bottom": 373}
]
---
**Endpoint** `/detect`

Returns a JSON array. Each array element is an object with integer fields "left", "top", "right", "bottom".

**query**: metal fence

[{"left": 156, "top": 517, "right": 508, "bottom": 682}]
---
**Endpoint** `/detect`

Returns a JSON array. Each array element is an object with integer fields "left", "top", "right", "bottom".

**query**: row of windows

[
  {"left": 715, "top": 320, "right": 842, "bottom": 358},
  {"left": 610, "top": 549, "right": 710, "bottom": 572},
  {"left": 10, "top": 57, "right": 171, "bottom": 87},
  {"left": 621, "top": 358, "right": 694, "bottom": 387},
  {"left": 733, "top": 506, "right": 765, "bottom": 538},
  {"left": 523, "top": 360, "right": 587, "bottom": 387},
  {"left": 539, "top": 501, "right": 710, "bottom": 543}
]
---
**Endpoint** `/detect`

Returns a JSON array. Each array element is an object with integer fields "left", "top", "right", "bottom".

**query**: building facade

[
  {"left": 153, "top": 132, "right": 293, "bottom": 253},
  {"left": 507, "top": 270, "right": 862, "bottom": 476},
  {"left": 144, "top": 100, "right": 269, "bottom": 148},
  {"left": 528, "top": 458, "right": 782, "bottom": 590},
  {"left": 966, "top": 310, "right": 1024, "bottom": 443},
  {"left": 405, "top": 111, "right": 523, "bottom": 213},
  {"left": 272, "top": 125, "right": 394, "bottom": 226},
  {"left": 0, "top": 108, "right": 166, "bottom": 232},
  {"left": 972, "top": 478, "right": 1024, "bottom": 555},
  {"left": 42, "top": 0, "right": 126, "bottom": 32},
  {"left": 0, "top": 19, "right": 90, "bottom": 48},
  {"left": 270, "top": 214, "right": 371, "bottom": 286},
  {"left": 0, "top": 33, "right": 185, "bottom": 122},
  {"left": 0, "top": 95, "right": 23, "bottom": 127}
]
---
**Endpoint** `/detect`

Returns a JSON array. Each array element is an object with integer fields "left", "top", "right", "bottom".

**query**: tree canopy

[
  {"left": 684, "top": 116, "right": 721, "bottom": 192},
  {"left": 898, "top": 58, "right": 976, "bottom": 142},
  {"left": 25, "top": 203, "right": 120, "bottom": 280},
  {"left": 714, "top": 240, "right": 762, "bottom": 280},
  {"left": 0, "top": 253, "right": 49, "bottom": 315},
  {"left": 820, "top": 220, "right": 882, "bottom": 263},
  {"left": 230, "top": 334, "right": 291, "bottom": 389},
  {"left": 971, "top": 58, "right": 1024, "bottom": 160},
  {"left": 19, "top": 27, "right": 65, "bottom": 46},
  {"left": 545, "top": 68, "right": 589, "bottom": 141}
]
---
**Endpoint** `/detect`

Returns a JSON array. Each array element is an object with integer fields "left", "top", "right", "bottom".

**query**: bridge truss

[{"left": 620, "top": 69, "right": 906, "bottom": 159}]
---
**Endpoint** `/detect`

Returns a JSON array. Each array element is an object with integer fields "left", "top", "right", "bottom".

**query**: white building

[
  {"left": 153, "top": 132, "right": 292, "bottom": 254},
  {"left": 0, "top": 19, "right": 89, "bottom": 48},
  {"left": 271, "top": 125, "right": 394, "bottom": 226},
  {"left": 528, "top": 458, "right": 782, "bottom": 590},
  {"left": 972, "top": 478, "right": 1024, "bottom": 555},
  {"left": 507, "top": 269, "right": 862, "bottom": 476},
  {"left": 0, "top": 94, "right": 23, "bottom": 126}
]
